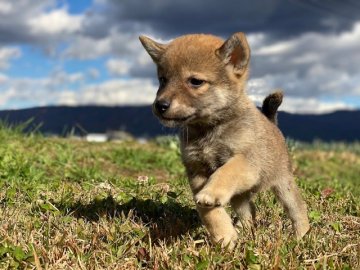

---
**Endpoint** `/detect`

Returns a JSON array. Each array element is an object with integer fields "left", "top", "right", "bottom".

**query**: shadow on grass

[{"left": 55, "top": 196, "right": 201, "bottom": 242}]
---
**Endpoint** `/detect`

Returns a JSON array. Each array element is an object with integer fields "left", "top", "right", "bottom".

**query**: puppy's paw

[
  {"left": 212, "top": 230, "right": 238, "bottom": 250},
  {"left": 195, "top": 189, "right": 227, "bottom": 208},
  {"left": 295, "top": 221, "right": 310, "bottom": 240}
]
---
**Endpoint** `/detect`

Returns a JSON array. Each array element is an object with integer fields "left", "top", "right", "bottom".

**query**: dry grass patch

[{"left": 0, "top": 128, "right": 359, "bottom": 269}]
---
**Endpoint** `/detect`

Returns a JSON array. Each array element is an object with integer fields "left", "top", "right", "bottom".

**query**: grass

[{"left": 0, "top": 124, "right": 359, "bottom": 269}]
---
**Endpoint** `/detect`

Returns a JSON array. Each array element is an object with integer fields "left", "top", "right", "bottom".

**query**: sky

[{"left": 0, "top": 0, "right": 359, "bottom": 114}]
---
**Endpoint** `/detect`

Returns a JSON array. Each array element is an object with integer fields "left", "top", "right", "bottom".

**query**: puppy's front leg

[
  {"left": 189, "top": 175, "right": 238, "bottom": 248},
  {"left": 197, "top": 206, "right": 238, "bottom": 248},
  {"left": 195, "top": 155, "right": 258, "bottom": 208}
]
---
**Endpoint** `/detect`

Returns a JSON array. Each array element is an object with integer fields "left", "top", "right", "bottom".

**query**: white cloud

[
  {"left": 64, "top": 28, "right": 142, "bottom": 59},
  {"left": 0, "top": 1, "right": 86, "bottom": 56},
  {"left": 0, "top": 87, "right": 15, "bottom": 106},
  {"left": 255, "top": 40, "right": 295, "bottom": 55},
  {"left": 281, "top": 98, "right": 354, "bottom": 114},
  {"left": 0, "top": 47, "right": 21, "bottom": 69},
  {"left": 0, "top": 1, "right": 12, "bottom": 13},
  {"left": 64, "top": 35, "right": 112, "bottom": 59},
  {"left": 248, "top": 22, "right": 360, "bottom": 102},
  {"left": 87, "top": 68, "right": 100, "bottom": 79},
  {"left": 0, "top": 77, "right": 50, "bottom": 108},
  {"left": 28, "top": 8, "right": 83, "bottom": 35},
  {"left": 0, "top": 0, "right": 48, "bottom": 19},
  {"left": 106, "top": 59, "right": 131, "bottom": 76},
  {"left": 59, "top": 79, "right": 157, "bottom": 106},
  {"left": 0, "top": 74, "right": 157, "bottom": 109},
  {"left": 0, "top": 69, "right": 87, "bottom": 108},
  {"left": 0, "top": 73, "right": 7, "bottom": 82},
  {"left": 45, "top": 70, "right": 84, "bottom": 88},
  {"left": 0, "top": 1, "right": 56, "bottom": 42},
  {"left": 56, "top": 91, "right": 77, "bottom": 106}
]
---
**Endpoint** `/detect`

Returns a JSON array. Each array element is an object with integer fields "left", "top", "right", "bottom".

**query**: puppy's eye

[
  {"left": 158, "top": 76, "right": 167, "bottom": 87},
  {"left": 189, "top": 78, "right": 205, "bottom": 87}
]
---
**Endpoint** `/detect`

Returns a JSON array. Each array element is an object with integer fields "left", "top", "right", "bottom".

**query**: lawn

[{"left": 0, "top": 125, "right": 359, "bottom": 269}]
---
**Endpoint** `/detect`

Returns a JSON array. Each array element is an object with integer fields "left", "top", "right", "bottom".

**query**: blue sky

[{"left": 0, "top": 0, "right": 360, "bottom": 113}]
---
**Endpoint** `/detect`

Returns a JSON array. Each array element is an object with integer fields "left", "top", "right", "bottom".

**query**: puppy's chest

[{"left": 181, "top": 137, "right": 233, "bottom": 174}]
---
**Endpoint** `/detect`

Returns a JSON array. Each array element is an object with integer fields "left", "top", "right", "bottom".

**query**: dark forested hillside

[{"left": 0, "top": 106, "right": 359, "bottom": 142}]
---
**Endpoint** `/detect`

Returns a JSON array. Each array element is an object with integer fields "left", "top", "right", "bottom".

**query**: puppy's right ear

[{"left": 139, "top": 35, "right": 166, "bottom": 63}]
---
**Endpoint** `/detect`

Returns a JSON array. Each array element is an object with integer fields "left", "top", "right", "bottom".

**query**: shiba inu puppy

[{"left": 139, "top": 32, "right": 309, "bottom": 248}]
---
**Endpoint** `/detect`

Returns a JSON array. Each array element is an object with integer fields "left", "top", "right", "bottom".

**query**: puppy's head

[{"left": 139, "top": 32, "right": 250, "bottom": 127}]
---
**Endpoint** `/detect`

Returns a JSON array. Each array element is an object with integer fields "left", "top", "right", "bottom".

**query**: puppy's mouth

[
  {"left": 158, "top": 114, "right": 195, "bottom": 127},
  {"left": 162, "top": 115, "right": 193, "bottom": 122}
]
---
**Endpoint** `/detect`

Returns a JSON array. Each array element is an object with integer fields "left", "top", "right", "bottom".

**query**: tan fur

[{"left": 139, "top": 32, "right": 310, "bottom": 248}]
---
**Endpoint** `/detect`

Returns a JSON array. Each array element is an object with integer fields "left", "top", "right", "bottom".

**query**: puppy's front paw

[{"left": 195, "top": 189, "right": 226, "bottom": 208}]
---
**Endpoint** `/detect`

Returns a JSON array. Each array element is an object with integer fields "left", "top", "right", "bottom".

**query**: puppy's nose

[{"left": 155, "top": 100, "right": 170, "bottom": 114}]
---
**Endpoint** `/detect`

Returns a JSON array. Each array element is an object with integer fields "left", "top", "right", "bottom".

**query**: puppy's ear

[
  {"left": 216, "top": 32, "right": 250, "bottom": 75},
  {"left": 139, "top": 35, "right": 167, "bottom": 63}
]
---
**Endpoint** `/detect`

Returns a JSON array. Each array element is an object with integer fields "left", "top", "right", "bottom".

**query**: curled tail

[{"left": 262, "top": 90, "right": 283, "bottom": 125}]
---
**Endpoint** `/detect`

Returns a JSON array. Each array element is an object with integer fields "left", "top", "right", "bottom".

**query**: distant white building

[
  {"left": 106, "top": 130, "right": 133, "bottom": 141},
  {"left": 85, "top": 133, "right": 108, "bottom": 142}
]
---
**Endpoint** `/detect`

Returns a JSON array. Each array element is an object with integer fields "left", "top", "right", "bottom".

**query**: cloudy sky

[{"left": 0, "top": 0, "right": 359, "bottom": 113}]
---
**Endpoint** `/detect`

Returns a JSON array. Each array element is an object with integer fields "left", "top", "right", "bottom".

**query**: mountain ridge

[{"left": 0, "top": 105, "right": 359, "bottom": 142}]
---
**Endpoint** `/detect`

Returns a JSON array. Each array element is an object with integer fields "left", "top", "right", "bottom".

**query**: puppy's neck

[{"left": 182, "top": 94, "right": 255, "bottom": 138}]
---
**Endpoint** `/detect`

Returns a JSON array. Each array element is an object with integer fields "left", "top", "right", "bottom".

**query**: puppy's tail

[{"left": 262, "top": 90, "right": 283, "bottom": 125}]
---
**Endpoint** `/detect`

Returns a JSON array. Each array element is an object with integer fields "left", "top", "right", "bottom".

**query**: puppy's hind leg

[
  {"left": 272, "top": 175, "right": 310, "bottom": 239},
  {"left": 230, "top": 191, "right": 256, "bottom": 229}
]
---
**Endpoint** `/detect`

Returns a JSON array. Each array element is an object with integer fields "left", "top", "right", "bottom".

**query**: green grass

[{"left": 0, "top": 125, "right": 359, "bottom": 269}]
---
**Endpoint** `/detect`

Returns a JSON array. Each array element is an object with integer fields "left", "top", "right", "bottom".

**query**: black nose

[{"left": 155, "top": 100, "right": 170, "bottom": 114}]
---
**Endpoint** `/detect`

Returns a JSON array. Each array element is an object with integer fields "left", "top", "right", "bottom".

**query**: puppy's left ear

[
  {"left": 216, "top": 32, "right": 250, "bottom": 76},
  {"left": 139, "top": 35, "right": 167, "bottom": 63}
]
